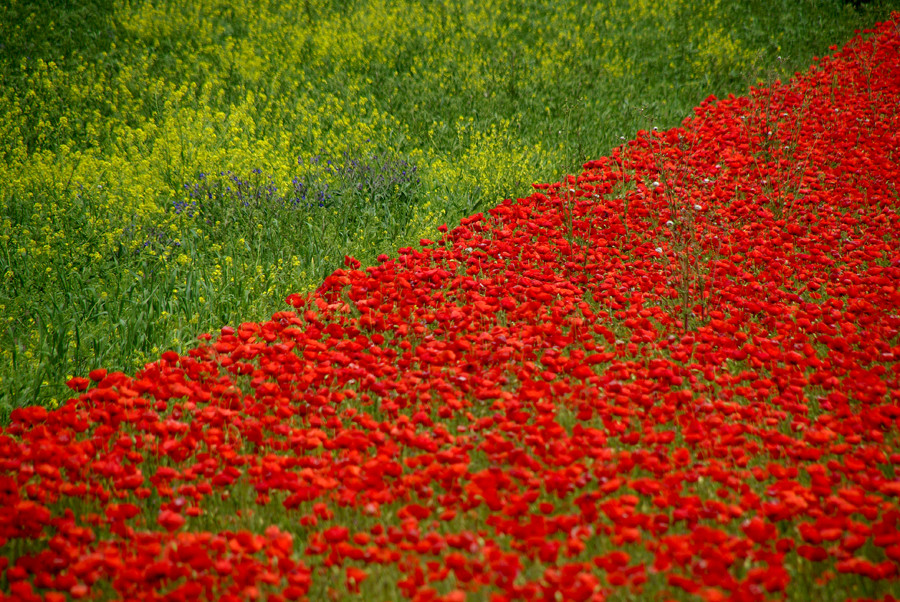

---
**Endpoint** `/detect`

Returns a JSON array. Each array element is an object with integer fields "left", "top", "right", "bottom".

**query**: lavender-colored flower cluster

[
  {"left": 120, "top": 151, "right": 425, "bottom": 257},
  {"left": 330, "top": 151, "right": 420, "bottom": 201},
  {"left": 181, "top": 170, "right": 283, "bottom": 214},
  {"left": 175, "top": 151, "right": 421, "bottom": 221}
]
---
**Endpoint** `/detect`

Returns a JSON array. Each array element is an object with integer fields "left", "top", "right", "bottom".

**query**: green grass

[{"left": 1, "top": 0, "right": 899, "bottom": 416}]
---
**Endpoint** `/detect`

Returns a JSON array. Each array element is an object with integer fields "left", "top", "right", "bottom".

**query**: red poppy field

[{"left": 3, "top": 15, "right": 900, "bottom": 602}]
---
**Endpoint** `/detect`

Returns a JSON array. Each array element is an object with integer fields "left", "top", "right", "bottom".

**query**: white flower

[
  {"left": 666, "top": 220, "right": 674, "bottom": 227},
  {"left": 694, "top": 204, "right": 702, "bottom": 211},
  {"left": 655, "top": 247, "right": 663, "bottom": 254}
]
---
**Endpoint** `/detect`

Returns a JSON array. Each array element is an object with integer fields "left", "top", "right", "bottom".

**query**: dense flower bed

[{"left": 2, "top": 15, "right": 900, "bottom": 602}]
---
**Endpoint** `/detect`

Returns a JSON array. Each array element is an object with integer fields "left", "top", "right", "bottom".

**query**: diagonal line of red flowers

[{"left": 3, "top": 15, "right": 900, "bottom": 602}]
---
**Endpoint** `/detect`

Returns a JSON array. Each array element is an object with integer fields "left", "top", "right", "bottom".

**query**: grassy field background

[{"left": 1, "top": 0, "right": 899, "bottom": 415}]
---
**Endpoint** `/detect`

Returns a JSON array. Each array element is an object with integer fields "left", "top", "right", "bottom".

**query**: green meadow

[{"left": 1, "top": 0, "right": 898, "bottom": 416}]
